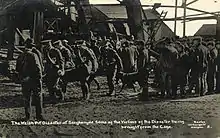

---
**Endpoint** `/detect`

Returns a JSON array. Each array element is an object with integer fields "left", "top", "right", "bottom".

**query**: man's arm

[
  {"left": 15, "top": 54, "right": 24, "bottom": 74},
  {"left": 33, "top": 54, "right": 42, "bottom": 80},
  {"left": 57, "top": 49, "right": 65, "bottom": 71},
  {"left": 114, "top": 50, "right": 123, "bottom": 72},
  {"left": 85, "top": 48, "right": 97, "bottom": 72}
]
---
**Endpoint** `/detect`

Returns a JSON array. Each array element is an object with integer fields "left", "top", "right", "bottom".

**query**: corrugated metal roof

[
  {"left": 90, "top": 6, "right": 161, "bottom": 20},
  {"left": 143, "top": 8, "right": 160, "bottom": 20},
  {"left": 0, "top": 0, "right": 56, "bottom": 15},
  {"left": 94, "top": 5, "right": 127, "bottom": 19}
]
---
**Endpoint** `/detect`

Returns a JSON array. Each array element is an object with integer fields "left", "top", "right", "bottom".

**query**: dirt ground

[{"left": 0, "top": 75, "right": 220, "bottom": 138}]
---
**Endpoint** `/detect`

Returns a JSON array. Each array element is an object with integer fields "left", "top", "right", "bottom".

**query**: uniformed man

[
  {"left": 73, "top": 40, "right": 98, "bottom": 100},
  {"left": 16, "top": 41, "right": 44, "bottom": 121},
  {"left": 83, "top": 41, "right": 101, "bottom": 90},
  {"left": 62, "top": 39, "right": 74, "bottom": 54},
  {"left": 42, "top": 40, "right": 65, "bottom": 101},
  {"left": 89, "top": 39, "right": 101, "bottom": 61},
  {"left": 53, "top": 40, "right": 75, "bottom": 69},
  {"left": 100, "top": 41, "right": 123, "bottom": 96},
  {"left": 74, "top": 40, "right": 97, "bottom": 74}
]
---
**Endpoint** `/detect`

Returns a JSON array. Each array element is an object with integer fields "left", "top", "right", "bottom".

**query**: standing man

[
  {"left": 158, "top": 38, "right": 179, "bottom": 98},
  {"left": 16, "top": 41, "right": 44, "bottom": 121},
  {"left": 100, "top": 41, "right": 123, "bottom": 96},
  {"left": 206, "top": 40, "right": 218, "bottom": 93},
  {"left": 136, "top": 40, "right": 149, "bottom": 97},
  {"left": 188, "top": 37, "right": 209, "bottom": 96},
  {"left": 215, "top": 40, "right": 220, "bottom": 93},
  {"left": 119, "top": 41, "right": 139, "bottom": 73}
]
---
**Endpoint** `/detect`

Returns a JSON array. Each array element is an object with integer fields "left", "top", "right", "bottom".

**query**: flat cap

[
  {"left": 53, "top": 40, "right": 62, "bottom": 45},
  {"left": 192, "top": 36, "right": 202, "bottom": 42}
]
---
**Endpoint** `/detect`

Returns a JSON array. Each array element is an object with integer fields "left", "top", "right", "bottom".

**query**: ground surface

[{"left": 0, "top": 75, "right": 220, "bottom": 138}]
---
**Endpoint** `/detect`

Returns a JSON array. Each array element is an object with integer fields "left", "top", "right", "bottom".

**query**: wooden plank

[{"left": 15, "top": 28, "right": 25, "bottom": 41}]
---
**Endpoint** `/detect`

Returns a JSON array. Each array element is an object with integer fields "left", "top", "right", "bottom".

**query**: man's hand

[{"left": 22, "top": 76, "right": 30, "bottom": 82}]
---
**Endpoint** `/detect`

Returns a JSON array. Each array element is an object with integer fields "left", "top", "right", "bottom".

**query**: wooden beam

[
  {"left": 186, "top": 0, "right": 199, "bottom": 6},
  {"left": 55, "top": 3, "right": 218, "bottom": 18},
  {"left": 98, "top": 15, "right": 216, "bottom": 23},
  {"left": 186, "top": 7, "right": 218, "bottom": 16},
  {"left": 6, "top": 15, "right": 15, "bottom": 60},
  {"left": 178, "top": 11, "right": 220, "bottom": 18},
  {"left": 174, "top": 0, "right": 178, "bottom": 36},
  {"left": 167, "top": 16, "right": 216, "bottom": 21},
  {"left": 56, "top": 3, "right": 183, "bottom": 8},
  {"left": 183, "top": 1, "right": 187, "bottom": 37}
]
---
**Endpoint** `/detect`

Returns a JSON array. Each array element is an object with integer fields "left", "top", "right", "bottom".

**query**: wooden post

[
  {"left": 33, "top": 11, "right": 44, "bottom": 48},
  {"left": 7, "top": 14, "right": 15, "bottom": 60},
  {"left": 124, "top": 0, "right": 144, "bottom": 40},
  {"left": 183, "top": 0, "right": 187, "bottom": 37},
  {"left": 73, "top": 0, "right": 90, "bottom": 40},
  {"left": 174, "top": 0, "right": 178, "bottom": 37},
  {"left": 216, "top": 16, "right": 220, "bottom": 40},
  {"left": 67, "top": 0, "right": 71, "bottom": 18},
  {"left": 33, "top": 12, "right": 36, "bottom": 41}
]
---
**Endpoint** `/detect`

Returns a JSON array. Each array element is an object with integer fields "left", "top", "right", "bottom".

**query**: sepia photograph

[{"left": 0, "top": 0, "right": 219, "bottom": 137}]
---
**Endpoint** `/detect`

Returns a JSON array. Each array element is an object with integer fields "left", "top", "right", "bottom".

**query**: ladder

[{"left": 146, "top": 10, "right": 168, "bottom": 44}]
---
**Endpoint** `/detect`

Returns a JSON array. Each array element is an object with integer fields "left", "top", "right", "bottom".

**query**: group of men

[
  {"left": 15, "top": 33, "right": 220, "bottom": 120},
  {"left": 155, "top": 36, "right": 220, "bottom": 99}
]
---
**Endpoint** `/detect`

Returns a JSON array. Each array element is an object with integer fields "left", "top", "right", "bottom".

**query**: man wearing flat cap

[
  {"left": 100, "top": 41, "right": 123, "bottom": 96},
  {"left": 206, "top": 40, "right": 218, "bottom": 93},
  {"left": 25, "top": 38, "right": 44, "bottom": 71},
  {"left": 16, "top": 39, "right": 44, "bottom": 121},
  {"left": 188, "top": 37, "right": 209, "bottom": 96}
]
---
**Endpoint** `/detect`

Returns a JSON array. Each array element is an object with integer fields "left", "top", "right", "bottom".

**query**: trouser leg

[
  {"left": 195, "top": 73, "right": 201, "bottom": 95},
  {"left": 32, "top": 80, "right": 43, "bottom": 119},
  {"left": 207, "top": 71, "right": 214, "bottom": 92},
  {"left": 139, "top": 69, "right": 149, "bottom": 100},
  {"left": 160, "top": 71, "right": 166, "bottom": 97},
  {"left": 166, "top": 75, "right": 172, "bottom": 97},
  {"left": 106, "top": 68, "right": 117, "bottom": 95},
  {"left": 22, "top": 83, "right": 32, "bottom": 120},
  {"left": 171, "top": 75, "right": 177, "bottom": 98},
  {"left": 201, "top": 71, "right": 207, "bottom": 95},
  {"left": 216, "top": 71, "right": 220, "bottom": 92},
  {"left": 80, "top": 77, "right": 90, "bottom": 100}
]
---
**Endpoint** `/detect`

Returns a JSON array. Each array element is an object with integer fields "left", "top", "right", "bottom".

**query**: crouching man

[{"left": 16, "top": 41, "right": 44, "bottom": 121}]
